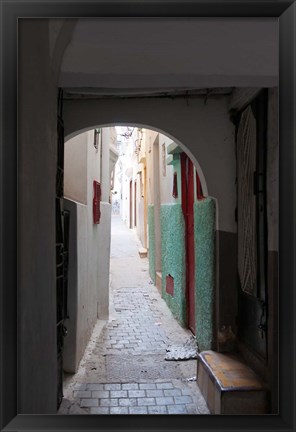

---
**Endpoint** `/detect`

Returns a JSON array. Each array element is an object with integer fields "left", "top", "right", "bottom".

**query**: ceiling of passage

[{"left": 59, "top": 18, "right": 278, "bottom": 93}]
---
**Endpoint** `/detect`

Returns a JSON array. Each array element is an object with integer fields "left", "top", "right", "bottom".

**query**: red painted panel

[
  {"left": 166, "top": 275, "right": 174, "bottom": 296},
  {"left": 93, "top": 180, "right": 101, "bottom": 224},
  {"left": 181, "top": 153, "right": 196, "bottom": 335}
]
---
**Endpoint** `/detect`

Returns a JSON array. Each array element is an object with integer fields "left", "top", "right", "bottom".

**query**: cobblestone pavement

[{"left": 59, "top": 216, "right": 210, "bottom": 415}]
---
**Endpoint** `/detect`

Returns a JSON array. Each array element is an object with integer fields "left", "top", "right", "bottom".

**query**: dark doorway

[
  {"left": 56, "top": 92, "right": 70, "bottom": 409},
  {"left": 236, "top": 90, "right": 268, "bottom": 361}
]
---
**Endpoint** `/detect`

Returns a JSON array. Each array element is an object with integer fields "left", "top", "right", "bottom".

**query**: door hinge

[{"left": 258, "top": 301, "right": 267, "bottom": 339}]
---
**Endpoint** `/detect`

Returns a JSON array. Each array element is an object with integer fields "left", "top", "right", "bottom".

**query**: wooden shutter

[
  {"left": 93, "top": 181, "right": 101, "bottom": 224},
  {"left": 237, "top": 106, "right": 257, "bottom": 295}
]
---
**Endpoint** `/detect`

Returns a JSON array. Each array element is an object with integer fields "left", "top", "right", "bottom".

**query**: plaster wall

[
  {"left": 64, "top": 132, "right": 88, "bottom": 204},
  {"left": 66, "top": 201, "right": 89, "bottom": 371},
  {"left": 143, "top": 129, "right": 158, "bottom": 207},
  {"left": 97, "top": 203, "right": 112, "bottom": 320},
  {"left": 153, "top": 137, "right": 162, "bottom": 272},
  {"left": 121, "top": 175, "right": 131, "bottom": 225},
  {"left": 158, "top": 134, "right": 176, "bottom": 204},
  {"left": 64, "top": 97, "right": 237, "bottom": 233},
  {"left": 60, "top": 18, "right": 278, "bottom": 88},
  {"left": 18, "top": 19, "right": 58, "bottom": 414},
  {"left": 141, "top": 130, "right": 160, "bottom": 268},
  {"left": 68, "top": 199, "right": 111, "bottom": 371},
  {"left": 137, "top": 130, "right": 148, "bottom": 247},
  {"left": 109, "top": 141, "right": 119, "bottom": 197},
  {"left": 138, "top": 198, "right": 145, "bottom": 247},
  {"left": 86, "top": 130, "right": 111, "bottom": 322},
  {"left": 148, "top": 205, "right": 156, "bottom": 283},
  {"left": 101, "top": 127, "right": 117, "bottom": 202},
  {"left": 135, "top": 175, "right": 141, "bottom": 238},
  {"left": 62, "top": 130, "right": 111, "bottom": 373},
  {"left": 117, "top": 130, "right": 138, "bottom": 228}
]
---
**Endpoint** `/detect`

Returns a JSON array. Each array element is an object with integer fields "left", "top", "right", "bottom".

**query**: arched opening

[
  {"left": 15, "top": 17, "right": 279, "bottom": 416},
  {"left": 59, "top": 123, "right": 215, "bottom": 415},
  {"left": 65, "top": 122, "right": 209, "bottom": 200}
]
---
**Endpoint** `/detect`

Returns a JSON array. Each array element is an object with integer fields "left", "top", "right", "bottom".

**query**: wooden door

[
  {"left": 181, "top": 153, "right": 196, "bottom": 334},
  {"left": 236, "top": 90, "right": 268, "bottom": 360}
]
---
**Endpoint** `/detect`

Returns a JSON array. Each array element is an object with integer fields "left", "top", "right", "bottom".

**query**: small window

[
  {"left": 172, "top": 172, "right": 178, "bottom": 198},
  {"left": 94, "top": 128, "right": 100, "bottom": 151}
]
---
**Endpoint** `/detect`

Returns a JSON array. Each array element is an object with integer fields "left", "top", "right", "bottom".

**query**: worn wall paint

[
  {"left": 18, "top": 20, "right": 58, "bottom": 414},
  {"left": 158, "top": 134, "right": 175, "bottom": 204},
  {"left": 64, "top": 97, "right": 237, "bottom": 233},
  {"left": 63, "top": 129, "right": 113, "bottom": 373},
  {"left": 217, "top": 230, "right": 238, "bottom": 349},
  {"left": 63, "top": 199, "right": 111, "bottom": 373},
  {"left": 194, "top": 198, "right": 216, "bottom": 351},
  {"left": 64, "top": 132, "right": 88, "bottom": 204},
  {"left": 161, "top": 204, "right": 186, "bottom": 326},
  {"left": 148, "top": 205, "right": 156, "bottom": 283}
]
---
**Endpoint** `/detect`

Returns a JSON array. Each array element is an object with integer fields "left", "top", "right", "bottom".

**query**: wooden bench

[{"left": 197, "top": 350, "right": 268, "bottom": 414}]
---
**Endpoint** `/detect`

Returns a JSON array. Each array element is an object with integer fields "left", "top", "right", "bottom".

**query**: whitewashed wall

[{"left": 63, "top": 129, "right": 112, "bottom": 373}]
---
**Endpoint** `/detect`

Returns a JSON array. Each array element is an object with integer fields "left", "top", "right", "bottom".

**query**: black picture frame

[{"left": 1, "top": 1, "right": 295, "bottom": 431}]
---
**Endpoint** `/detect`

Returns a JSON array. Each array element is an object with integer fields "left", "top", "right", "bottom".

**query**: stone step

[
  {"left": 197, "top": 350, "right": 268, "bottom": 414},
  {"left": 138, "top": 247, "right": 147, "bottom": 258},
  {"left": 156, "top": 271, "right": 162, "bottom": 293}
]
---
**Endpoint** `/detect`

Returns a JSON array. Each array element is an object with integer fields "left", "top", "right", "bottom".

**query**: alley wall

[
  {"left": 63, "top": 129, "right": 112, "bottom": 373},
  {"left": 64, "top": 97, "right": 237, "bottom": 233},
  {"left": 144, "top": 128, "right": 218, "bottom": 336},
  {"left": 18, "top": 19, "right": 58, "bottom": 414}
]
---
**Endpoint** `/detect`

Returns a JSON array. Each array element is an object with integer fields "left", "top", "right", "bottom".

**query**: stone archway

[{"left": 63, "top": 122, "right": 218, "bottom": 359}]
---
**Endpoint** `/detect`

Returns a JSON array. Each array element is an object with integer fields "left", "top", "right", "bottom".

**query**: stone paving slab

[
  {"left": 59, "top": 379, "right": 210, "bottom": 415},
  {"left": 59, "top": 217, "right": 210, "bottom": 416}
]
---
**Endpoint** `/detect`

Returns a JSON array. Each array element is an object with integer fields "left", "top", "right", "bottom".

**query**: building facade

[
  {"left": 62, "top": 127, "right": 118, "bottom": 373},
  {"left": 113, "top": 87, "right": 278, "bottom": 413}
]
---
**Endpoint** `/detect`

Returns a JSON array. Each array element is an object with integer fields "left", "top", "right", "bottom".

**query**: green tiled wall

[
  {"left": 160, "top": 203, "right": 186, "bottom": 326},
  {"left": 194, "top": 198, "right": 216, "bottom": 351}
]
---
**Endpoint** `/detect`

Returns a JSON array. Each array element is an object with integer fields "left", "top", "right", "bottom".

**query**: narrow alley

[
  {"left": 10, "top": 19, "right": 282, "bottom": 419},
  {"left": 59, "top": 215, "right": 209, "bottom": 415}
]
